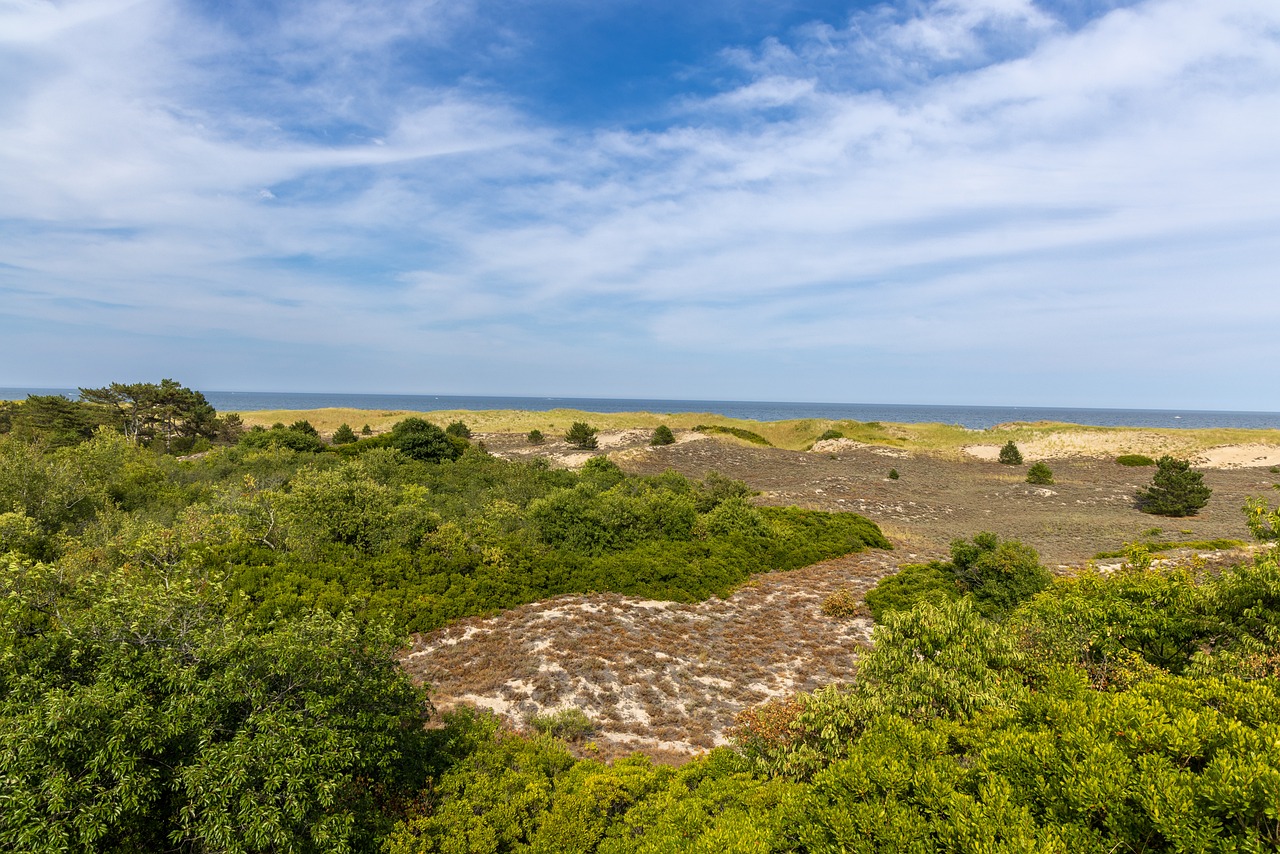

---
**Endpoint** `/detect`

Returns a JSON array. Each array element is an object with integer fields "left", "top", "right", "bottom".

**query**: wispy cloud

[{"left": 1, "top": 0, "right": 1278, "bottom": 408}]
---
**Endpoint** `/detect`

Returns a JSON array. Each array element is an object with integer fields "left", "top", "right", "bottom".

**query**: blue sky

[{"left": 2, "top": 0, "right": 1278, "bottom": 409}]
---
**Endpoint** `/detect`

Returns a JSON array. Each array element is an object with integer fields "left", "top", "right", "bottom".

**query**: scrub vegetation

[{"left": 3, "top": 384, "right": 1279, "bottom": 853}]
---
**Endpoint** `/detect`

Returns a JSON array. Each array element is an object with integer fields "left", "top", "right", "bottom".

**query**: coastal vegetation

[{"left": 2, "top": 384, "right": 1279, "bottom": 852}]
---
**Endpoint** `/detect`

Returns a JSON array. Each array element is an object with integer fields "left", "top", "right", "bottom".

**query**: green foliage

[
  {"left": 0, "top": 559, "right": 431, "bottom": 853},
  {"left": 564, "top": 421, "right": 598, "bottom": 450},
  {"left": 816, "top": 429, "right": 844, "bottom": 441},
  {"left": 694, "top": 424, "right": 772, "bottom": 446},
  {"left": 527, "top": 428, "right": 545, "bottom": 445},
  {"left": 997, "top": 440, "right": 1023, "bottom": 465},
  {"left": 391, "top": 418, "right": 460, "bottom": 464},
  {"left": 445, "top": 421, "right": 472, "bottom": 439},
  {"left": 1092, "top": 537, "right": 1244, "bottom": 559},
  {"left": 528, "top": 708, "right": 597, "bottom": 742},
  {"left": 1116, "top": 453, "right": 1156, "bottom": 466},
  {"left": 950, "top": 532, "right": 1051, "bottom": 619},
  {"left": 361, "top": 424, "right": 372, "bottom": 435},
  {"left": 1025, "top": 461, "right": 1053, "bottom": 484},
  {"left": 240, "top": 423, "right": 328, "bottom": 453},
  {"left": 1137, "top": 455, "right": 1212, "bottom": 517},
  {"left": 332, "top": 423, "right": 357, "bottom": 445},
  {"left": 79, "top": 379, "right": 225, "bottom": 452},
  {"left": 864, "top": 562, "right": 960, "bottom": 621},
  {"left": 649, "top": 424, "right": 675, "bottom": 446},
  {"left": 1245, "top": 490, "right": 1280, "bottom": 542},
  {"left": 887, "top": 468, "right": 899, "bottom": 480}
]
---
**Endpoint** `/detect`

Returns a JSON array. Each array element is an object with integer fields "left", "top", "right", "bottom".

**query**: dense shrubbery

[
  {"left": 865, "top": 532, "right": 1050, "bottom": 621},
  {"left": 7, "top": 386, "right": 1280, "bottom": 853}
]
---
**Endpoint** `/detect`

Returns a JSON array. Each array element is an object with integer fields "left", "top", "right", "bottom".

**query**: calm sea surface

[{"left": 4, "top": 388, "right": 1279, "bottom": 431}]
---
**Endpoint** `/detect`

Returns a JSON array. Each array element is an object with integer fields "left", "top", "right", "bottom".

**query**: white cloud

[{"left": 1, "top": 0, "right": 1278, "bottom": 407}]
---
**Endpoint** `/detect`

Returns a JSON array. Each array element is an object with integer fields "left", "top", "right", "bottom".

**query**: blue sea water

[{"left": 4, "top": 388, "right": 1279, "bottom": 431}]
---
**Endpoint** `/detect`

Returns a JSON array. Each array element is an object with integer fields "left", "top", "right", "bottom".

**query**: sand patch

[
  {"left": 1193, "top": 444, "right": 1280, "bottom": 469},
  {"left": 811, "top": 438, "right": 910, "bottom": 458}
]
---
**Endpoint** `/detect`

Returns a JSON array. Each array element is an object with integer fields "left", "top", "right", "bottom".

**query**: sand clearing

[{"left": 963, "top": 432, "right": 1280, "bottom": 468}]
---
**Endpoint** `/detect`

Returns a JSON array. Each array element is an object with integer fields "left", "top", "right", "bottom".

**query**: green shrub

[
  {"left": 361, "top": 424, "right": 372, "bottom": 435},
  {"left": 950, "top": 532, "right": 1051, "bottom": 619},
  {"left": 888, "top": 468, "right": 899, "bottom": 480},
  {"left": 694, "top": 424, "right": 771, "bottom": 446},
  {"left": 865, "top": 563, "right": 960, "bottom": 621},
  {"left": 445, "top": 420, "right": 472, "bottom": 439},
  {"left": 527, "top": 428, "right": 545, "bottom": 445},
  {"left": 1137, "top": 456, "right": 1211, "bottom": 517},
  {"left": 390, "top": 418, "right": 460, "bottom": 463},
  {"left": 998, "top": 441, "right": 1023, "bottom": 465},
  {"left": 289, "top": 419, "right": 319, "bottom": 436},
  {"left": 528, "top": 707, "right": 596, "bottom": 742},
  {"left": 820, "top": 589, "right": 867, "bottom": 618},
  {"left": 332, "top": 423, "right": 357, "bottom": 445},
  {"left": 649, "top": 425, "right": 675, "bottom": 446},
  {"left": 816, "top": 429, "right": 844, "bottom": 442},
  {"left": 1117, "top": 453, "right": 1156, "bottom": 467},
  {"left": 1026, "top": 462, "right": 1053, "bottom": 484},
  {"left": 564, "top": 422, "right": 598, "bottom": 450}
]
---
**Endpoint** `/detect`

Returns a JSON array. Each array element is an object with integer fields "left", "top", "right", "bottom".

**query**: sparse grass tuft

[{"left": 1117, "top": 454, "right": 1156, "bottom": 467}]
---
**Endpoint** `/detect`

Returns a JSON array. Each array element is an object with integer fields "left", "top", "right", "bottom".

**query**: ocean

[{"left": 3, "top": 388, "right": 1279, "bottom": 431}]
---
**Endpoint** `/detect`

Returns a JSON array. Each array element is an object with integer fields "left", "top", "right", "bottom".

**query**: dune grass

[{"left": 231, "top": 408, "right": 1280, "bottom": 455}]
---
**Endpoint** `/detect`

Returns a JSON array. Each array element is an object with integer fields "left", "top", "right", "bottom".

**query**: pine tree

[{"left": 1137, "top": 456, "right": 1211, "bottom": 516}]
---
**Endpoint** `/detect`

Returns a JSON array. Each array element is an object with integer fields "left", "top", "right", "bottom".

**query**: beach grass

[{"left": 231, "top": 407, "right": 1280, "bottom": 455}]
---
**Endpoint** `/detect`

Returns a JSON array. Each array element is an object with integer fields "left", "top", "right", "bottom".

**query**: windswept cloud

[{"left": 1, "top": 0, "right": 1278, "bottom": 408}]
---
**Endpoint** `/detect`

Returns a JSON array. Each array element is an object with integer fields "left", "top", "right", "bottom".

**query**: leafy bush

[
  {"left": 528, "top": 707, "right": 596, "bottom": 742},
  {"left": 332, "top": 423, "right": 357, "bottom": 444},
  {"left": 361, "top": 423, "right": 372, "bottom": 435},
  {"left": 998, "top": 440, "right": 1023, "bottom": 465},
  {"left": 820, "top": 589, "right": 867, "bottom": 618},
  {"left": 445, "top": 420, "right": 472, "bottom": 439},
  {"left": 564, "top": 421, "right": 598, "bottom": 450},
  {"left": 1116, "top": 453, "right": 1156, "bottom": 466},
  {"left": 1026, "top": 461, "right": 1053, "bottom": 484},
  {"left": 816, "top": 429, "right": 844, "bottom": 442},
  {"left": 527, "top": 428, "right": 545, "bottom": 445},
  {"left": 865, "top": 563, "right": 960, "bottom": 620},
  {"left": 888, "top": 468, "right": 899, "bottom": 480},
  {"left": 1137, "top": 455, "right": 1211, "bottom": 517},
  {"left": 694, "top": 424, "right": 771, "bottom": 446},
  {"left": 390, "top": 418, "right": 460, "bottom": 463},
  {"left": 649, "top": 425, "right": 675, "bottom": 446},
  {"left": 950, "top": 531, "right": 1051, "bottom": 619}
]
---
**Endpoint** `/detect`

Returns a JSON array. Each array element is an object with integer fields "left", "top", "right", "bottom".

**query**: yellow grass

[{"left": 231, "top": 407, "right": 1280, "bottom": 456}]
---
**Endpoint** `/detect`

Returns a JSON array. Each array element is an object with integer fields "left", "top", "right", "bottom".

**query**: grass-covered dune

[{"left": 235, "top": 407, "right": 1280, "bottom": 459}]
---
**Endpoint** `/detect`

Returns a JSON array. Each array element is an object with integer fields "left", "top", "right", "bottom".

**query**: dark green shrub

[
  {"left": 864, "top": 563, "right": 960, "bottom": 621},
  {"left": 888, "top": 468, "right": 899, "bottom": 480},
  {"left": 289, "top": 419, "right": 319, "bottom": 436},
  {"left": 950, "top": 532, "right": 1051, "bottom": 619},
  {"left": 816, "top": 429, "right": 844, "bottom": 442},
  {"left": 1026, "top": 462, "right": 1053, "bottom": 484},
  {"left": 332, "top": 423, "right": 357, "bottom": 445},
  {"left": 564, "top": 422, "right": 598, "bottom": 450},
  {"left": 527, "top": 429, "right": 545, "bottom": 445},
  {"left": 445, "top": 421, "right": 472, "bottom": 439},
  {"left": 361, "top": 424, "right": 372, "bottom": 435},
  {"left": 998, "top": 441, "right": 1023, "bottom": 465},
  {"left": 1117, "top": 454, "right": 1156, "bottom": 467},
  {"left": 390, "top": 418, "right": 459, "bottom": 463},
  {"left": 1137, "top": 456, "right": 1211, "bottom": 517},
  {"left": 649, "top": 425, "right": 675, "bottom": 446}
]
